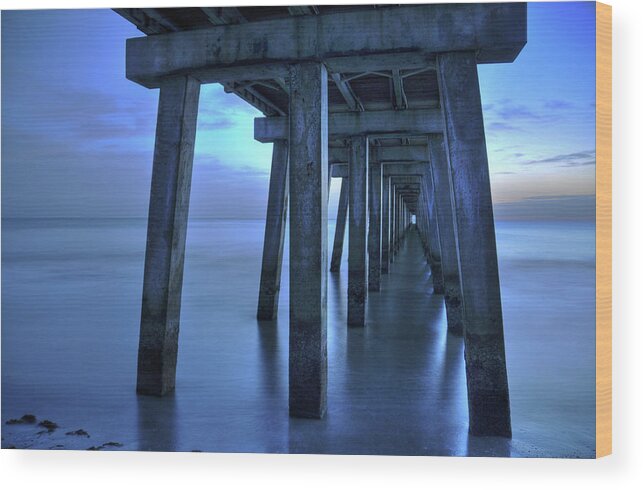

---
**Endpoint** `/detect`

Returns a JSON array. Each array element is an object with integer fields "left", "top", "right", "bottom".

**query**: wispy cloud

[{"left": 522, "top": 150, "right": 596, "bottom": 167}]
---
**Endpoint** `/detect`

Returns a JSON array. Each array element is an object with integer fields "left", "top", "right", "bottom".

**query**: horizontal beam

[
  {"left": 126, "top": 4, "right": 526, "bottom": 88},
  {"left": 330, "top": 145, "right": 428, "bottom": 163},
  {"left": 255, "top": 109, "right": 442, "bottom": 142},
  {"left": 331, "top": 162, "right": 427, "bottom": 179}
]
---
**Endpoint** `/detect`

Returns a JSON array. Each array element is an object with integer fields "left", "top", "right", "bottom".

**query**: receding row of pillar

[{"left": 135, "top": 51, "right": 511, "bottom": 437}]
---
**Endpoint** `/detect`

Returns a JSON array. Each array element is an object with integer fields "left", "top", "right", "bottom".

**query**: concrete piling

[
  {"left": 330, "top": 177, "right": 349, "bottom": 272},
  {"left": 368, "top": 157, "right": 382, "bottom": 292},
  {"left": 437, "top": 51, "right": 511, "bottom": 437},
  {"left": 288, "top": 62, "right": 328, "bottom": 418},
  {"left": 428, "top": 134, "right": 464, "bottom": 335},
  {"left": 137, "top": 75, "right": 201, "bottom": 396},
  {"left": 257, "top": 140, "right": 289, "bottom": 320},
  {"left": 381, "top": 176, "right": 391, "bottom": 274},
  {"left": 348, "top": 135, "right": 368, "bottom": 327}
]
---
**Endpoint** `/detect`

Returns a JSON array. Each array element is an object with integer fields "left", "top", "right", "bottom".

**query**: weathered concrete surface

[
  {"left": 330, "top": 177, "right": 349, "bottom": 273},
  {"left": 126, "top": 4, "right": 527, "bottom": 88},
  {"left": 368, "top": 158, "right": 382, "bottom": 292},
  {"left": 332, "top": 162, "right": 426, "bottom": 179},
  {"left": 288, "top": 62, "right": 328, "bottom": 418},
  {"left": 429, "top": 134, "right": 464, "bottom": 335},
  {"left": 330, "top": 145, "right": 428, "bottom": 164},
  {"left": 348, "top": 135, "right": 368, "bottom": 327},
  {"left": 137, "top": 76, "right": 201, "bottom": 396},
  {"left": 257, "top": 141, "right": 289, "bottom": 320},
  {"left": 422, "top": 173, "right": 446, "bottom": 295},
  {"left": 255, "top": 109, "right": 443, "bottom": 142},
  {"left": 381, "top": 176, "right": 390, "bottom": 274},
  {"left": 438, "top": 51, "right": 511, "bottom": 437}
]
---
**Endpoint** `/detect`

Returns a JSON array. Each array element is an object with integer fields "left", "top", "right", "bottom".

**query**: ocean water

[{"left": 1, "top": 217, "right": 596, "bottom": 457}]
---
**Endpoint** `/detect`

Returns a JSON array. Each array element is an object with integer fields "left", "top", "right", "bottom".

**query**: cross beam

[
  {"left": 330, "top": 145, "right": 428, "bottom": 163},
  {"left": 255, "top": 109, "right": 442, "bottom": 142},
  {"left": 126, "top": 4, "right": 526, "bottom": 88},
  {"left": 331, "top": 162, "right": 427, "bottom": 179}
]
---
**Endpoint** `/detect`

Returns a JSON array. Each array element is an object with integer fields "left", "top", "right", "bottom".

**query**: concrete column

[
  {"left": 429, "top": 134, "right": 464, "bottom": 335},
  {"left": 288, "top": 62, "right": 328, "bottom": 418},
  {"left": 137, "top": 76, "right": 200, "bottom": 396},
  {"left": 423, "top": 174, "right": 445, "bottom": 295},
  {"left": 330, "top": 177, "right": 349, "bottom": 272},
  {"left": 348, "top": 135, "right": 368, "bottom": 327},
  {"left": 381, "top": 176, "right": 390, "bottom": 273},
  {"left": 368, "top": 157, "right": 382, "bottom": 292},
  {"left": 257, "top": 140, "right": 289, "bottom": 320},
  {"left": 437, "top": 51, "right": 511, "bottom": 437}
]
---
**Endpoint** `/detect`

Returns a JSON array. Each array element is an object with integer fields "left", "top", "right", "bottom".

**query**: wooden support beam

[
  {"left": 137, "top": 76, "right": 200, "bottom": 396},
  {"left": 288, "top": 62, "right": 328, "bottom": 419},
  {"left": 255, "top": 109, "right": 443, "bottom": 142},
  {"left": 126, "top": 4, "right": 527, "bottom": 88},
  {"left": 437, "top": 50, "right": 511, "bottom": 437},
  {"left": 257, "top": 141, "right": 289, "bottom": 320}
]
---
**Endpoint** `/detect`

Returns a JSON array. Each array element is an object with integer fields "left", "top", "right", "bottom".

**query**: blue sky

[{"left": 1, "top": 3, "right": 596, "bottom": 220}]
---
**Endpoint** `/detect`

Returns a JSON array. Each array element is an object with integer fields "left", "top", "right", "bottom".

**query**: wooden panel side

[{"left": 595, "top": 1, "right": 612, "bottom": 459}]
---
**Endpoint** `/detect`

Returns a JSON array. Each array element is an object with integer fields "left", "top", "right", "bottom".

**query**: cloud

[
  {"left": 485, "top": 121, "right": 523, "bottom": 132},
  {"left": 543, "top": 99, "right": 574, "bottom": 110},
  {"left": 522, "top": 150, "right": 596, "bottom": 167}
]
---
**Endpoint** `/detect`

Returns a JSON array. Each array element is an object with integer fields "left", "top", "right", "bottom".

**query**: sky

[{"left": 1, "top": 3, "right": 596, "bottom": 220}]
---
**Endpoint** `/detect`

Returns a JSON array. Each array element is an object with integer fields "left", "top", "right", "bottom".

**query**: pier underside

[{"left": 116, "top": 4, "right": 527, "bottom": 438}]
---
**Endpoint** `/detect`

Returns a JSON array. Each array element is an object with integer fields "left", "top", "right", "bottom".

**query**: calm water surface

[{"left": 1, "top": 218, "right": 595, "bottom": 457}]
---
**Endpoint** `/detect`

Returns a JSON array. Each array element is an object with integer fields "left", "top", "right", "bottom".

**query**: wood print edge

[{"left": 595, "top": 1, "right": 612, "bottom": 459}]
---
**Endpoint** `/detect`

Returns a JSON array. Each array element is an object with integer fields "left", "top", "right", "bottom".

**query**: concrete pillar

[
  {"left": 330, "top": 177, "right": 349, "bottom": 272},
  {"left": 137, "top": 76, "right": 200, "bottom": 396},
  {"left": 381, "top": 176, "right": 390, "bottom": 273},
  {"left": 288, "top": 62, "right": 328, "bottom": 418},
  {"left": 437, "top": 51, "right": 511, "bottom": 437},
  {"left": 429, "top": 134, "right": 464, "bottom": 335},
  {"left": 257, "top": 141, "right": 289, "bottom": 320},
  {"left": 368, "top": 157, "right": 382, "bottom": 292},
  {"left": 348, "top": 135, "right": 368, "bottom": 327},
  {"left": 423, "top": 174, "right": 445, "bottom": 295}
]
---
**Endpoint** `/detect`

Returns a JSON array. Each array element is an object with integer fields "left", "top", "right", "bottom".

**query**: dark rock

[
  {"left": 38, "top": 420, "right": 58, "bottom": 432},
  {"left": 102, "top": 441, "right": 123, "bottom": 447},
  {"left": 87, "top": 446, "right": 103, "bottom": 451},
  {"left": 5, "top": 414, "right": 37, "bottom": 425},
  {"left": 65, "top": 429, "right": 90, "bottom": 437}
]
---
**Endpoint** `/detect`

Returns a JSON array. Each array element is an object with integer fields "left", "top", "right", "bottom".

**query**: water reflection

[{"left": 136, "top": 393, "right": 177, "bottom": 452}]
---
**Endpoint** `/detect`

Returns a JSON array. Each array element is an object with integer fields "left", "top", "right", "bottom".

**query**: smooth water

[{"left": 1, "top": 218, "right": 595, "bottom": 457}]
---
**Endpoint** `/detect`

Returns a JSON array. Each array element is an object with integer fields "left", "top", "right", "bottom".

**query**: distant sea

[{"left": 1, "top": 217, "right": 596, "bottom": 457}]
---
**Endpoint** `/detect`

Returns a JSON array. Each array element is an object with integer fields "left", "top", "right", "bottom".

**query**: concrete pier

[
  {"left": 288, "top": 62, "right": 328, "bottom": 418},
  {"left": 437, "top": 51, "right": 511, "bottom": 436},
  {"left": 330, "top": 177, "right": 349, "bottom": 273},
  {"left": 368, "top": 157, "right": 382, "bottom": 292},
  {"left": 348, "top": 135, "right": 368, "bottom": 327},
  {"left": 429, "top": 134, "right": 464, "bottom": 335},
  {"left": 119, "top": 3, "right": 526, "bottom": 438},
  {"left": 137, "top": 75, "right": 200, "bottom": 396},
  {"left": 257, "top": 140, "right": 289, "bottom": 320}
]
